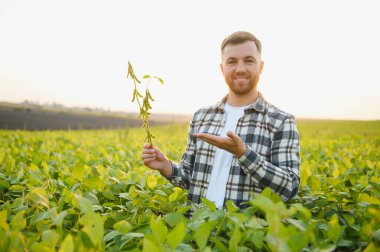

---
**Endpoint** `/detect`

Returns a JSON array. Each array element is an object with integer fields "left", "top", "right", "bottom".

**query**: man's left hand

[{"left": 193, "top": 131, "right": 247, "bottom": 157}]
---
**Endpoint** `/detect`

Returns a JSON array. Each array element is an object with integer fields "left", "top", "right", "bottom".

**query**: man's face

[{"left": 220, "top": 41, "right": 264, "bottom": 96}]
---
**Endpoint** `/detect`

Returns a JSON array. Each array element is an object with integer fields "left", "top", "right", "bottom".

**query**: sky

[{"left": 1, "top": 0, "right": 379, "bottom": 120}]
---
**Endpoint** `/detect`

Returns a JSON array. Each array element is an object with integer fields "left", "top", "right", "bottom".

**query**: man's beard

[{"left": 226, "top": 76, "right": 259, "bottom": 95}]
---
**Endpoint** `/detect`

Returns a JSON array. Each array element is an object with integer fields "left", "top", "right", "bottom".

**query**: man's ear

[
  {"left": 220, "top": 63, "right": 224, "bottom": 74},
  {"left": 259, "top": 61, "right": 264, "bottom": 74}
]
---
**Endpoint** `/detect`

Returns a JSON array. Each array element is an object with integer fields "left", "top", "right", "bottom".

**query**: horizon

[
  {"left": 1, "top": 99, "right": 379, "bottom": 122},
  {"left": 1, "top": 0, "right": 380, "bottom": 120}
]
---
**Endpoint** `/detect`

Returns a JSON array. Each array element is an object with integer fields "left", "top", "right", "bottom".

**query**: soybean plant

[{"left": 127, "top": 61, "right": 164, "bottom": 144}]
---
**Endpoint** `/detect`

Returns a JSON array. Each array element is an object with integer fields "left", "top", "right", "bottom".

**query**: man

[{"left": 141, "top": 31, "right": 300, "bottom": 211}]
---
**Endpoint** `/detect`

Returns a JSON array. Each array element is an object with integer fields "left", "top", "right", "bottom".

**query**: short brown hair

[{"left": 221, "top": 31, "right": 262, "bottom": 54}]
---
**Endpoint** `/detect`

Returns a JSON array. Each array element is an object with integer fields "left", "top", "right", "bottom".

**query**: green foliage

[
  {"left": 127, "top": 61, "right": 164, "bottom": 144},
  {"left": 0, "top": 120, "right": 379, "bottom": 251}
]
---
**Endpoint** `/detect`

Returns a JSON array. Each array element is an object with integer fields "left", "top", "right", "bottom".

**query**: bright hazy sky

[{"left": 1, "top": 0, "right": 379, "bottom": 120}]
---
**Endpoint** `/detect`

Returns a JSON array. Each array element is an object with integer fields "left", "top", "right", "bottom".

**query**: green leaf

[
  {"left": 103, "top": 230, "right": 121, "bottom": 242},
  {"left": 363, "top": 242, "right": 377, "bottom": 252},
  {"left": 288, "top": 203, "right": 311, "bottom": 220},
  {"left": 342, "top": 214, "right": 355, "bottom": 226},
  {"left": 154, "top": 76, "right": 164, "bottom": 84},
  {"left": 260, "top": 187, "right": 282, "bottom": 203},
  {"left": 194, "top": 220, "right": 217, "bottom": 250},
  {"left": 249, "top": 195, "right": 274, "bottom": 212},
  {"left": 29, "top": 162, "right": 40, "bottom": 171},
  {"left": 286, "top": 218, "right": 306, "bottom": 232},
  {"left": 300, "top": 163, "right": 312, "bottom": 186},
  {"left": 30, "top": 243, "right": 51, "bottom": 252},
  {"left": 5, "top": 158, "right": 15, "bottom": 173},
  {"left": 29, "top": 187, "right": 49, "bottom": 207},
  {"left": 113, "top": 220, "right": 132, "bottom": 234},
  {"left": 150, "top": 216, "right": 168, "bottom": 242},
  {"left": 201, "top": 197, "right": 217, "bottom": 211},
  {"left": 41, "top": 230, "right": 59, "bottom": 248},
  {"left": 167, "top": 222, "right": 186, "bottom": 249},
  {"left": 58, "top": 234, "right": 74, "bottom": 252},
  {"left": 367, "top": 160, "right": 375, "bottom": 169},
  {"left": 79, "top": 211, "right": 104, "bottom": 247},
  {"left": 143, "top": 237, "right": 161, "bottom": 252},
  {"left": 358, "top": 193, "right": 380, "bottom": 205},
  {"left": 78, "top": 231, "right": 94, "bottom": 248},
  {"left": 0, "top": 210, "right": 9, "bottom": 231},
  {"left": 164, "top": 212, "right": 187, "bottom": 227},
  {"left": 72, "top": 193, "right": 93, "bottom": 213},
  {"left": 146, "top": 173, "right": 157, "bottom": 189},
  {"left": 10, "top": 210, "right": 26, "bottom": 230},
  {"left": 128, "top": 185, "right": 138, "bottom": 199},
  {"left": 328, "top": 214, "right": 342, "bottom": 243},
  {"left": 28, "top": 163, "right": 43, "bottom": 184},
  {"left": 83, "top": 176, "right": 105, "bottom": 192},
  {"left": 9, "top": 184, "right": 24, "bottom": 191},
  {"left": 16, "top": 167, "right": 24, "bottom": 182},
  {"left": 102, "top": 189, "right": 116, "bottom": 200},
  {"left": 229, "top": 227, "right": 241, "bottom": 252},
  {"left": 30, "top": 211, "right": 48, "bottom": 225},
  {"left": 52, "top": 211, "right": 67, "bottom": 228},
  {"left": 226, "top": 200, "right": 239, "bottom": 213},
  {"left": 309, "top": 176, "right": 321, "bottom": 191},
  {"left": 372, "top": 229, "right": 380, "bottom": 242},
  {"left": 72, "top": 164, "right": 85, "bottom": 181},
  {"left": 143, "top": 74, "right": 151, "bottom": 79},
  {"left": 337, "top": 239, "right": 355, "bottom": 247},
  {"left": 251, "top": 230, "right": 264, "bottom": 249},
  {"left": 212, "top": 237, "right": 229, "bottom": 252},
  {"left": 0, "top": 179, "right": 10, "bottom": 189},
  {"left": 41, "top": 162, "right": 50, "bottom": 175},
  {"left": 169, "top": 190, "right": 179, "bottom": 203},
  {"left": 122, "top": 232, "right": 144, "bottom": 239},
  {"left": 281, "top": 225, "right": 308, "bottom": 251}
]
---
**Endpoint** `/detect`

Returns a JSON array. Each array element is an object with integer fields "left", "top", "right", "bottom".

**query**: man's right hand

[{"left": 141, "top": 144, "right": 173, "bottom": 177}]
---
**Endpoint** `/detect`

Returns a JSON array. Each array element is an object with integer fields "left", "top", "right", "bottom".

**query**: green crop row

[{"left": 0, "top": 121, "right": 379, "bottom": 251}]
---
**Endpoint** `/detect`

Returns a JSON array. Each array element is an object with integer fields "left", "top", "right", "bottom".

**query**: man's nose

[{"left": 235, "top": 61, "right": 246, "bottom": 72}]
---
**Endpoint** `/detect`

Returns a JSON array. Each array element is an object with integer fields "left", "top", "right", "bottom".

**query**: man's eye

[
  {"left": 227, "top": 60, "right": 236, "bottom": 64},
  {"left": 246, "top": 60, "right": 255, "bottom": 63}
]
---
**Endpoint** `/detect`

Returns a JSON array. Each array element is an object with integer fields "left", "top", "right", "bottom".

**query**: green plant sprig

[{"left": 127, "top": 61, "right": 164, "bottom": 144}]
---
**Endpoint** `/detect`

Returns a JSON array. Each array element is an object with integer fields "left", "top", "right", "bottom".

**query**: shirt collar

[{"left": 213, "top": 92, "right": 266, "bottom": 113}]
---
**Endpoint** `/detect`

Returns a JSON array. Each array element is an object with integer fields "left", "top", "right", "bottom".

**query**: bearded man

[{"left": 141, "top": 31, "right": 300, "bottom": 213}]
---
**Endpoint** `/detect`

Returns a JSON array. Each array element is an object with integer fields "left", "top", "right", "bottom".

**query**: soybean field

[{"left": 0, "top": 120, "right": 379, "bottom": 251}]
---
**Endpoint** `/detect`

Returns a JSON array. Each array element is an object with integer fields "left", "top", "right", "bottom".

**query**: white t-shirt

[{"left": 205, "top": 102, "right": 251, "bottom": 209}]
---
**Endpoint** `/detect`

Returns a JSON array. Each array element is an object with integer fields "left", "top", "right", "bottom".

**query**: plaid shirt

[{"left": 165, "top": 92, "right": 300, "bottom": 209}]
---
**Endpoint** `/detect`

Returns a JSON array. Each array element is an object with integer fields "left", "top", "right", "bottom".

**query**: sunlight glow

[{"left": 1, "top": 0, "right": 379, "bottom": 120}]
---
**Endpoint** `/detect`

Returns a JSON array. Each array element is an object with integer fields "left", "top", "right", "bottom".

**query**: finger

[
  {"left": 197, "top": 136, "right": 218, "bottom": 146},
  {"left": 144, "top": 143, "right": 153, "bottom": 148},
  {"left": 194, "top": 132, "right": 219, "bottom": 142},
  {"left": 193, "top": 132, "right": 209, "bottom": 138},
  {"left": 143, "top": 157, "right": 156, "bottom": 165},
  {"left": 142, "top": 153, "right": 156, "bottom": 159},
  {"left": 142, "top": 148, "right": 156, "bottom": 154},
  {"left": 199, "top": 137, "right": 215, "bottom": 146},
  {"left": 226, "top": 131, "right": 240, "bottom": 141},
  {"left": 199, "top": 137, "right": 225, "bottom": 149}
]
